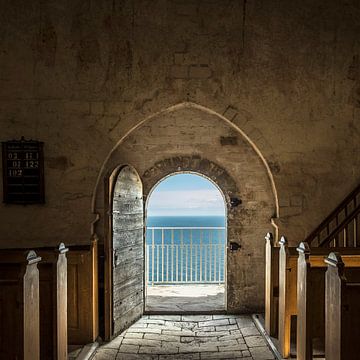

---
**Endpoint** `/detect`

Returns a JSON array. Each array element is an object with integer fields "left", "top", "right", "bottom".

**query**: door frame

[{"left": 142, "top": 171, "right": 228, "bottom": 313}]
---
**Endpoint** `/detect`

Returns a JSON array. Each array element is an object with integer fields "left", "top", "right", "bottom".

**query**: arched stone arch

[
  {"left": 142, "top": 156, "right": 238, "bottom": 202},
  {"left": 94, "top": 102, "right": 278, "bottom": 315},
  {"left": 92, "top": 102, "right": 279, "bottom": 221}
]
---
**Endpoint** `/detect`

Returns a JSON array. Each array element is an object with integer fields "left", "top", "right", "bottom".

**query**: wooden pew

[
  {"left": 36, "top": 243, "right": 69, "bottom": 360},
  {"left": 296, "top": 243, "right": 360, "bottom": 360},
  {"left": 0, "top": 244, "right": 69, "bottom": 359},
  {"left": 265, "top": 232, "right": 279, "bottom": 337},
  {"left": 278, "top": 236, "right": 298, "bottom": 358},
  {"left": 0, "top": 250, "right": 41, "bottom": 360},
  {"left": 325, "top": 252, "right": 360, "bottom": 360}
]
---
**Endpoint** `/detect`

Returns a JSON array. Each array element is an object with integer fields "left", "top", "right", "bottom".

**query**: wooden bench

[
  {"left": 0, "top": 244, "right": 69, "bottom": 359},
  {"left": 278, "top": 236, "right": 298, "bottom": 358},
  {"left": 265, "top": 232, "right": 279, "bottom": 337},
  {"left": 296, "top": 243, "right": 360, "bottom": 360},
  {"left": 325, "top": 252, "right": 360, "bottom": 360},
  {"left": 0, "top": 250, "right": 41, "bottom": 359}
]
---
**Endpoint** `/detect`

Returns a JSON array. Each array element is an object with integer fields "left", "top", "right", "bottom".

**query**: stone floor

[
  {"left": 145, "top": 284, "right": 225, "bottom": 312},
  {"left": 92, "top": 314, "right": 275, "bottom": 359}
]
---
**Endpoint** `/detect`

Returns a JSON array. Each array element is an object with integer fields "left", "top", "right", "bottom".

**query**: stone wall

[{"left": 0, "top": 0, "right": 360, "bottom": 311}]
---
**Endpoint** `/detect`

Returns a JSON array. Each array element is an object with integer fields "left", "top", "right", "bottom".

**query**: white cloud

[{"left": 147, "top": 189, "right": 226, "bottom": 216}]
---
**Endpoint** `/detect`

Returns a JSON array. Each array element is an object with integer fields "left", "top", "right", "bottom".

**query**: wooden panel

[
  {"left": 23, "top": 251, "right": 41, "bottom": 360},
  {"left": 112, "top": 165, "right": 144, "bottom": 337},
  {"left": 57, "top": 244, "right": 68, "bottom": 360},
  {"left": 297, "top": 243, "right": 360, "bottom": 360},
  {"left": 278, "top": 237, "right": 298, "bottom": 358},
  {"left": 325, "top": 253, "right": 360, "bottom": 360},
  {"left": 265, "top": 233, "right": 279, "bottom": 337},
  {"left": 67, "top": 240, "right": 98, "bottom": 345},
  {"left": 38, "top": 262, "right": 55, "bottom": 359},
  {"left": 0, "top": 263, "right": 23, "bottom": 359}
]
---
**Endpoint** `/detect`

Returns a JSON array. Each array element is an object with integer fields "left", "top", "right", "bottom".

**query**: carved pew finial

[
  {"left": 325, "top": 252, "right": 345, "bottom": 278},
  {"left": 279, "top": 236, "right": 288, "bottom": 247},
  {"left": 296, "top": 241, "right": 311, "bottom": 255},
  {"left": 265, "top": 232, "right": 273, "bottom": 244},
  {"left": 58, "top": 243, "right": 69, "bottom": 254},
  {"left": 26, "top": 250, "right": 42, "bottom": 264}
]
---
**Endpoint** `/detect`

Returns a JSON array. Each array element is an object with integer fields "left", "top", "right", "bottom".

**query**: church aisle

[{"left": 91, "top": 314, "right": 275, "bottom": 359}]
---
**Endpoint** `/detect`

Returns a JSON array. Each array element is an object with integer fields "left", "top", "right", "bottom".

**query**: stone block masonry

[{"left": 92, "top": 314, "right": 275, "bottom": 359}]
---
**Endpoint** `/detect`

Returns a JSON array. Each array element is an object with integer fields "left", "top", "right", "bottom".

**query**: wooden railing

[{"left": 305, "top": 183, "right": 360, "bottom": 247}]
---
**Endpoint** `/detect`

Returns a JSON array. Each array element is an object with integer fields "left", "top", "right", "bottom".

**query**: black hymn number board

[{"left": 2, "top": 137, "right": 45, "bottom": 204}]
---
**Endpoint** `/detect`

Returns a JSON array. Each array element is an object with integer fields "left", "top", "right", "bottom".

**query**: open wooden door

[{"left": 111, "top": 165, "right": 144, "bottom": 336}]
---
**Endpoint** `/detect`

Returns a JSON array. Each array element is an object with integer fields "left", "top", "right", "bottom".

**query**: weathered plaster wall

[{"left": 1, "top": 0, "right": 360, "bottom": 310}]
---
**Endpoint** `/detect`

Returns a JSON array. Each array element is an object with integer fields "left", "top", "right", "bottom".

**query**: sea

[{"left": 145, "top": 216, "right": 226, "bottom": 284}]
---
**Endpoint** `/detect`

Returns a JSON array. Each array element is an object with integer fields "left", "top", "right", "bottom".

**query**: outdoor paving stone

[
  {"left": 244, "top": 335, "right": 267, "bottom": 348},
  {"left": 249, "top": 346, "right": 275, "bottom": 359},
  {"left": 242, "top": 350, "right": 251, "bottom": 357},
  {"left": 92, "top": 348, "right": 118, "bottom": 359},
  {"left": 241, "top": 326, "right": 260, "bottom": 337},
  {"left": 229, "top": 318, "right": 237, "bottom": 325}
]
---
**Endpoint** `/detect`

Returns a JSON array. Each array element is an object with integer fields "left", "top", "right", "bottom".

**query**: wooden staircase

[{"left": 305, "top": 183, "right": 360, "bottom": 247}]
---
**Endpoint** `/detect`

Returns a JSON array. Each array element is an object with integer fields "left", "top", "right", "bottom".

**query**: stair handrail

[
  {"left": 305, "top": 183, "right": 360, "bottom": 246},
  {"left": 318, "top": 205, "right": 360, "bottom": 247}
]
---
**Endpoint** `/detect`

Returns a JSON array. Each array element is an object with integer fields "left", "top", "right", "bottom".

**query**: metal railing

[{"left": 146, "top": 227, "right": 226, "bottom": 285}]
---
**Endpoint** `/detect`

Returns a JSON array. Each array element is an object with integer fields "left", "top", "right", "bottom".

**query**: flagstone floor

[{"left": 92, "top": 314, "right": 275, "bottom": 359}]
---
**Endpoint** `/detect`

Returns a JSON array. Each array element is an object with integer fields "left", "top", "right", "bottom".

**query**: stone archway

[{"left": 93, "top": 103, "right": 278, "bottom": 339}]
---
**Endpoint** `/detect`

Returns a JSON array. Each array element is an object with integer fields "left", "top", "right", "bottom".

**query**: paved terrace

[
  {"left": 92, "top": 314, "right": 275, "bottom": 359},
  {"left": 145, "top": 284, "right": 225, "bottom": 312}
]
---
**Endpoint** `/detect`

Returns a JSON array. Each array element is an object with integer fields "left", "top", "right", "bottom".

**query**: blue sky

[{"left": 147, "top": 173, "right": 226, "bottom": 216}]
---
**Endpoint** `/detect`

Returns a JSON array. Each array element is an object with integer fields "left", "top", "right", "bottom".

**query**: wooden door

[{"left": 112, "top": 166, "right": 144, "bottom": 336}]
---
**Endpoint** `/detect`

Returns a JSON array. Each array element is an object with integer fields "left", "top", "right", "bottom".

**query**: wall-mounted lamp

[{"left": 230, "top": 197, "right": 242, "bottom": 208}]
